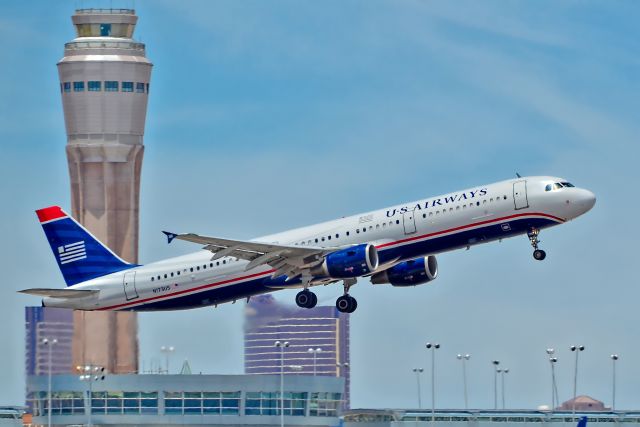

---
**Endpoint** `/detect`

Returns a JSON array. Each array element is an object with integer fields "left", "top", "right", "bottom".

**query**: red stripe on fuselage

[
  {"left": 99, "top": 269, "right": 276, "bottom": 311},
  {"left": 375, "top": 212, "right": 564, "bottom": 249},
  {"left": 98, "top": 212, "right": 563, "bottom": 311},
  {"left": 36, "top": 206, "right": 67, "bottom": 223}
]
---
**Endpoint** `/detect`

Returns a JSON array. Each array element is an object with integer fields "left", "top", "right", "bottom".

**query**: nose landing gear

[{"left": 528, "top": 228, "right": 546, "bottom": 261}]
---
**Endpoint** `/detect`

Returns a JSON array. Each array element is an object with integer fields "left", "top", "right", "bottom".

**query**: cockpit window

[{"left": 545, "top": 182, "right": 574, "bottom": 191}]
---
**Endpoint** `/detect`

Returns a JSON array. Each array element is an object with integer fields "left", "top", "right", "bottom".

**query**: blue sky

[{"left": 1, "top": 0, "right": 639, "bottom": 409}]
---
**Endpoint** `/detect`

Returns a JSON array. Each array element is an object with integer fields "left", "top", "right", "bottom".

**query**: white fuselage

[{"left": 43, "top": 176, "right": 595, "bottom": 311}]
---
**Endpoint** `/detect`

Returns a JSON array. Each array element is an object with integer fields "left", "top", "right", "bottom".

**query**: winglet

[{"left": 162, "top": 231, "right": 178, "bottom": 244}]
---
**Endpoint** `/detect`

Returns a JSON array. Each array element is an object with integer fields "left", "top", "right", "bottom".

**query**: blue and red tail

[{"left": 36, "top": 206, "right": 136, "bottom": 286}]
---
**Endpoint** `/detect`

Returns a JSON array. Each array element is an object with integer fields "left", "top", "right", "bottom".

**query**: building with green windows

[{"left": 26, "top": 373, "right": 343, "bottom": 426}]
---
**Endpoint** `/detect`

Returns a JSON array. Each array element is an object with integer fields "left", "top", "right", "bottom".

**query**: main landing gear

[
  {"left": 528, "top": 228, "right": 547, "bottom": 261},
  {"left": 295, "top": 289, "right": 318, "bottom": 309},
  {"left": 295, "top": 279, "right": 358, "bottom": 313},
  {"left": 336, "top": 279, "right": 357, "bottom": 314}
]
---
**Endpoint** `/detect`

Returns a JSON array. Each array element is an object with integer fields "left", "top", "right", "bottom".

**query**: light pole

[
  {"left": 308, "top": 348, "right": 322, "bottom": 376},
  {"left": 492, "top": 360, "right": 500, "bottom": 410},
  {"left": 570, "top": 345, "right": 585, "bottom": 420},
  {"left": 498, "top": 368, "right": 509, "bottom": 409},
  {"left": 413, "top": 368, "right": 424, "bottom": 409},
  {"left": 160, "top": 345, "right": 175, "bottom": 374},
  {"left": 78, "top": 364, "right": 106, "bottom": 427},
  {"left": 275, "top": 340, "right": 289, "bottom": 427},
  {"left": 336, "top": 362, "right": 349, "bottom": 377},
  {"left": 426, "top": 342, "right": 440, "bottom": 423},
  {"left": 456, "top": 354, "right": 470, "bottom": 410},
  {"left": 546, "top": 349, "right": 559, "bottom": 411},
  {"left": 611, "top": 354, "right": 619, "bottom": 411},
  {"left": 42, "top": 338, "right": 57, "bottom": 427}
]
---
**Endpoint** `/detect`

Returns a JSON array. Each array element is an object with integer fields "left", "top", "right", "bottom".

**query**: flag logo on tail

[{"left": 57, "top": 241, "right": 87, "bottom": 265}]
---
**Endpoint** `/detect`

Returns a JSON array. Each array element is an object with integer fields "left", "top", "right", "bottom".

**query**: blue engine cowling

[
  {"left": 370, "top": 256, "right": 438, "bottom": 286},
  {"left": 311, "top": 244, "right": 379, "bottom": 279}
]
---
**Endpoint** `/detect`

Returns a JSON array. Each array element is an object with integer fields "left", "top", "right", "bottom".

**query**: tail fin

[{"left": 36, "top": 206, "right": 136, "bottom": 286}]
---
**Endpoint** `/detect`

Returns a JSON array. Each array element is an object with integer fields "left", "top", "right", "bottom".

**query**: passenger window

[
  {"left": 376, "top": 224, "right": 380, "bottom": 229},
  {"left": 321, "top": 237, "right": 325, "bottom": 241},
  {"left": 210, "top": 263, "right": 213, "bottom": 267},
  {"left": 196, "top": 266, "right": 200, "bottom": 271},
  {"left": 203, "top": 265, "right": 206, "bottom": 269},
  {"left": 436, "top": 211, "right": 440, "bottom": 215},
  {"left": 170, "top": 272, "right": 174, "bottom": 277},
  {"left": 503, "top": 195, "right": 507, "bottom": 200},
  {"left": 216, "top": 261, "right": 220, "bottom": 266},
  {"left": 362, "top": 228, "right": 366, "bottom": 232},
  {"left": 429, "top": 212, "right": 433, "bottom": 217},
  {"left": 151, "top": 277, "right": 154, "bottom": 281},
  {"left": 336, "top": 234, "right": 339, "bottom": 238},
  {"left": 356, "top": 229, "right": 360, "bottom": 234},
  {"left": 456, "top": 206, "right": 460, "bottom": 210},
  {"left": 483, "top": 200, "right": 486, "bottom": 204},
  {"left": 382, "top": 223, "right": 386, "bottom": 228},
  {"left": 164, "top": 274, "right": 167, "bottom": 279},
  {"left": 157, "top": 276, "right": 161, "bottom": 280},
  {"left": 346, "top": 232, "right": 350, "bottom": 236},
  {"left": 476, "top": 201, "right": 480, "bottom": 206},
  {"left": 177, "top": 271, "right": 181, "bottom": 276},
  {"left": 223, "top": 260, "right": 226, "bottom": 264},
  {"left": 190, "top": 268, "right": 193, "bottom": 273},
  {"left": 396, "top": 220, "right": 400, "bottom": 224}
]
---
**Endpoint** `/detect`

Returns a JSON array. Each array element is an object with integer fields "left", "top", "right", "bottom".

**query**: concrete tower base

[{"left": 67, "top": 143, "right": 143, "bottom": 373}]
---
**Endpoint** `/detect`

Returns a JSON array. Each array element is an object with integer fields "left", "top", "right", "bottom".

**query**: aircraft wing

[{"left": 162, "top": 231, "right": 334, "bottom": 280}]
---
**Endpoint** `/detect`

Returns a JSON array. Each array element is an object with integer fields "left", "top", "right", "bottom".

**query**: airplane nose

[{"left": 581, "top": 189, "right": 596, "bottom": 212}]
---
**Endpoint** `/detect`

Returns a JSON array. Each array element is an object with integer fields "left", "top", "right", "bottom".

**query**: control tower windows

[
  {"left": 122, "top": 82, "right": 134, "bottom": 92},
  {"left": 88, "top": 81, "right": 101, "bottom": 91},
  {"left": 73, "top": 82, "right": 84, "bottom": 92},
  {"left": 136, "top": 82, "right": 145, "bottom": 93},
  {"left": 146, "top": 83, "right": 150, "bottom": 93},
  {"left": 105, "top": 81, "right": 119, "bottom": 92},
  {"left": 63, "top": 82, "right": 71, "bottom": 93}
]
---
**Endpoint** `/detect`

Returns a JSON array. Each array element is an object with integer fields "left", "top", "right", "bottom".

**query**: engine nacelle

[
  {"left": 370, "top": 256, "right": 438, "bottom": 287},
  {"left": 311, "top": 244, "right": 379, "bottom": 279}
]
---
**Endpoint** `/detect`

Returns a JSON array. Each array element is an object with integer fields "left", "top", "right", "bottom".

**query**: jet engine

[
  {"left": 311, "top": 244, "right": 379, "bottom": 279},
  {"left": 370, "top": 256, "right": 438, "bottom": 287}
]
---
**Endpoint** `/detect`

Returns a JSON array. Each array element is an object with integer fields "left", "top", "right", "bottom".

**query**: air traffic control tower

[{"left": 57, "top": 9, "right": 152, "bottom": 373}]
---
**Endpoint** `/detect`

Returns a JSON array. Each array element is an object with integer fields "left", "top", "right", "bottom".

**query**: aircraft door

[
  {"left": 513, "top": 180, "right": 529, "bottom": 210},
  {"left": 403, "top": 210, "right": 417, "bottom": 235},
  {"left": 123, "top": 271, "right": 139, "bottom": 301}
]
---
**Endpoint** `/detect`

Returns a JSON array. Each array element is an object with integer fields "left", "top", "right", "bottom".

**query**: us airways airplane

[{"left": 21, "top": 176, "right": 595, "bottom": 313}]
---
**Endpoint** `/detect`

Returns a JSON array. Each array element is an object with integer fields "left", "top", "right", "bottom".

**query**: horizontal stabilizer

[{"left": 19, "top": 288, "right": 99, "bottom": 299}]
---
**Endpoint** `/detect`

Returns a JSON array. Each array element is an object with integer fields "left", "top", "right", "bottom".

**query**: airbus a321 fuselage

[{"left": 22, "top": 176, "right": 595, "bottom": 313}]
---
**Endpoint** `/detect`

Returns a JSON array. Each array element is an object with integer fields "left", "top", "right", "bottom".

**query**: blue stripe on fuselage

[{"left": 125, "top": 217, "right": 557, "bottom": 311}]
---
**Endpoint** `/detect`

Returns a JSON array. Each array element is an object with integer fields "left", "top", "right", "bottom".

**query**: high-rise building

[
  {"left": 25, "top": 307, "right": 74, "bottom": 376},
  {"left": 244, "top": 295, "right": 351, "bottom": 409},
  {"left": 57, "top": 8, "right": 153, "bottom": 373}
]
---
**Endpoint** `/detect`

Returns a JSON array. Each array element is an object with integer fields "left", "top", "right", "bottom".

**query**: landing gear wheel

[
  {"left": 533, "top": 249, "right": 547, "bottom": 261},
  {"left": 527, "top": 228, "right": 546, "bottom": 261},
  {"left": 336, "top": 295, "right": 357, "bottom": 313},
  {"left": 296, "top": 290, "right": 317, "bottom": 308}
]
